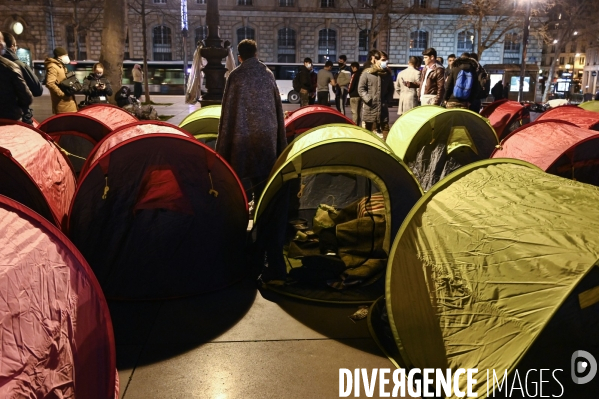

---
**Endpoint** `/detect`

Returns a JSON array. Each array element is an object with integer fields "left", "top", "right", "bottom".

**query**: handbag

[{"left": 58, "top": 71, "right": 83, "bottom": 95}]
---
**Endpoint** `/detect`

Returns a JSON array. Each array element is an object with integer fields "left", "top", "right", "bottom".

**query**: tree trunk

[
  {"left": 99, "top": 0, "right": 127, "bottom": 104},
  {"left": 542, "top": 29, "right": 571, "bottom": 103},
  {"left": 141, "top": 0, "right": 151, "bottom": 103}
]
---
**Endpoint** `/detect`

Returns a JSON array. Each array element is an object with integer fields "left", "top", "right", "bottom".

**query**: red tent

[
  {"left": 285, "top": 105, "right": 355, "bottom": 141},
  {"left": 69, "top": 134, "right": 249, "bottom": 299},
  {"left": 80, "top": 121, "right": 194, "bottom": 176},
  {"left": 0, "top": 123, "right": 76, "bottom": 229},
  {"left": 536, "top": 105, "right": 599, "bottom": 130},
  {"left": 480, "top": 99, "right": 530, "bottom": 139},
  {"left": 78, "top": 103, "right": 138, "bottom": 130},
  {"left": 0, "top": 194, "right": 117, "bottom": 399},
  {"left": 38, "top": 113, "right": 113, "bottom": 174},
  {"left": 492, "top": 120, "right": 599, "bottom": 185}
]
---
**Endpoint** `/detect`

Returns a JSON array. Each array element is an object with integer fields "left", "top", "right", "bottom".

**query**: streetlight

[
  {"left": 181, "top": 0, "right": 189, "bottom": 88},
  {"left": 518, "top": 0, "right": 532, "bottom": 103}
]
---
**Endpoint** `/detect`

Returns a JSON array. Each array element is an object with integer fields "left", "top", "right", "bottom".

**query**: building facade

[{"left": 1, "top": 0, "right": 543, "bottom": 68}]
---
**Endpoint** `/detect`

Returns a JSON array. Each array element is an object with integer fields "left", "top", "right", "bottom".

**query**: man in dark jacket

[
  {"left": 348, "top": 61, "right": 363, "bottom": 125},
  {"left": 82, "top": 62, "right": 113, "bottom": 104},
  {"left": 0, "top": 32, "right": 33, "bottom": 122},
  {"left": 491, "top": 80, "right": 504, "bottom": 101},
  {"left": 1, "top": 32, "right": 42, "bottom": 123},
  {"left": 468, "top": 52, "right": 488, "bottom": 113},
  {"left": 298, "top": 57, "right": 316, "bottom": 107},
  {"left": 379, "top": 51, "right": 395, "bottom": 139},
  {"left": 444, "top": 54, "right": 480, "bottom": 109}
]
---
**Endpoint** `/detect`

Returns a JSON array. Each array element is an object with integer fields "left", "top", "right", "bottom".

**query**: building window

[
  {"left": 66, "top": 26, "right": 87, "bottom": 60},
  {"left": 457, "top": 31, "right": 474, "bottom": 53},
  {"left": 559, "top": 57, "right": 565, "bottom": 65},
  {"left": 318, "top": 28, "right": 336, "bottom": 62},
  {"left": 196, "top": 0, "right": 206, "bottom": 3},
  {"left": 358, "top": 29, "right": 372, "bottom": 62},
  {"left": 238, "top": 0, "right": 252, "bottom": 5},
  {"left": 361, "top": 0, "right": 373, "bottom": 7},
  {"left": 124, "top": 30, "right": 130, "bottom": 59},
  {"left": 321, "top": 0, "right": 334, "bottom": 7},
  {"left": 237, "top": 26, "right": 255, "bottom": 44},
  {"left": 503, "top": 32, "right": 520, "bottom": 64},
  {"left": 580, "top": 56, "right": 585, "bottom": 65},
  {"left": 279, "top": 0, "right": 294, "bottom": 5},
  {"left": 551, "top": 45, "right": 556, "bottom": 53},
  {"left": 568, "top": 56, "right": 574, "bottom": 65},
  {"left": 278, "top": 28, "right": 296, "bottom": 62},
  {"left": 153, "top": 25, "right": 172, "bottom": 61},
  {"left": 549, "top": 57, "right": 554, "bottom": 66},
  {"left": 409, "top": 30, "right": 428, "bottom": 56},
  {"left": 416, "top": 0, "right": 427, "bottom": 7},
  {"left": 195, "top": 26, "right": 208, "bottom": 46}
]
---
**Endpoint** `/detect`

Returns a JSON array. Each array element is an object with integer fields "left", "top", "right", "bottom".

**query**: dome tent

[
  {"left": 0, "top": 122, "right": 76, "bottom": 229},
  {"left": 69, "top": 134, "right": 248, "bottom": 300},
  {"left": 78, "top": 103, "right": 138, "bottom": 130},
  {"left": 537, "top": 105, "right": 599, "bottom": 130},
  {"left": 480, "top": 99, "right": 530, "bottom": 139},
  {"left": 38, "top": 112, "right": 113, "bottom": 174},
  {"left": 0, "top": 194, "right": 117, "bottom": 399},
  {"left": 579, "top": 100, "right": 599, "bottom": 113},
  {"left": 179, "top": 104, "right": 220, "bottom": 147},
  {"left": 254, "top": 124, "right": 422, "bottom": 303},
  {"left": 492, "top": 120, "right": 599, "bottom": 186},
  {"left": 284, "top": 105, "right": 355, "bottom": 142},
  {"left": 380, "top": 159, "right": 599, "bottom": 398},
  {"left": 386, "top": 106, "right": 498, "bottom": 191},
  {"left": 80, "top": 121, "right": 194, "bottom": 176}
]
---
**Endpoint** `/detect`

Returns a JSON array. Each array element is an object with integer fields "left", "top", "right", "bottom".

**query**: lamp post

[
  {"left": 181, "top": 0, "right": 188, "bottom": 88},
  {"left": 199, "top": 0, "right": 230, "bottom": 105},
  {"left": 518, "top": 0, "right": 532, "bottom": 102}
]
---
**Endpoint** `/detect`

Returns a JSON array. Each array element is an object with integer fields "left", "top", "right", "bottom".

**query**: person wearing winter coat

[
  {"left": 404, "top": 48, "right": 445, "bottom": 106},
  {"left": 0, "top": 32, "right": 33, "bottom": 122},
  {"left": 45, "top": 47, "right": 78, "bottom": 114},
  {"left": 443, "top": 54, "right": 481, "bottom": 109},
  {"left": 132, "top": 64, "right": 143, "bottom": 99},
  {"left": 82, "top": 63, "right": 113, "bottom": 104},
  {"left": 298, "top": 57, "right": 316, "bottom": 107},
  {"left": 396, "top": 56, "right": 421, "bottom": 116},
  {"left": 491, "top": 80, "right": 504, "bottom": 101},
  {"left": 348, "top": 62, "right": 363, "bottom": 125},
  {"left": 358, "top": 49, "right": 394, "bottom": 139}
]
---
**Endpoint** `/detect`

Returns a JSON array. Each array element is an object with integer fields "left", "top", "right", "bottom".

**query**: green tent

[
  {"left": 580, "top": 100, "right": 599, "bottom": 113},
  {"left": 379, "top": 159, "right": 599, "bottom": 398},
  {"left": 254, "top": 124, "right": 423, "bottom": 303},
  {"left": 178, "top": 105, "right": 220, "bottom": 146},
  {"left": 386, "top": 106, "right": 498, "bottom": 191}
]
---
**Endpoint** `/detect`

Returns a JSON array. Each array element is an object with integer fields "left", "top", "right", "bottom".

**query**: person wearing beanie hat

[{"left": 44, "top": 47, "right": 77, "bottom": 114}]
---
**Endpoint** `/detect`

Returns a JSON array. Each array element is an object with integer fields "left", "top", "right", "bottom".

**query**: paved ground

[{"left": 29, "top": 93, "right": 412, "bottom": 398}]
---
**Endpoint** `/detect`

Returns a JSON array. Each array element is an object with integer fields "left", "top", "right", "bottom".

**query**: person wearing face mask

[
  {"left": 82, "top": 63, "right": 113, "bottom": 105},
  {"left": 44, "top": 47, "right": 78, "bottom": 114},
  {"left": 298, "top": 57, "right": 316, "bottom": 107},
  {"left": 334, "top": 55, "right": 351, "bottom": 114},
  {"left": 0, "top": 31, "right": 33, "bottom": 122},
  {"left": 358, "top": 49, "right": 394, "bottom": 140}
]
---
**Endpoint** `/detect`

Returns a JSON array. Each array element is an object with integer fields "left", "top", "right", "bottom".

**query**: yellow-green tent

[
  {"left": 380, "top": 159, "right": 599, "bottom": 398},
  {"left": 179, "top": 105, "right": 220, "bottom": 146},
  {"left": 580, "top": 100, "right": 599, "bottom": 113},
  {"left": 254, "top": 124, "right": 423, "bottom": 303},
  {"left": 386, "top": 106, "right": 498, "bottom": 191}
]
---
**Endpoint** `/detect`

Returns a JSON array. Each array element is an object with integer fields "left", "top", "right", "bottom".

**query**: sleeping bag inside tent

[
  {"left": 480, "top": 99, "right": 530, "bottom": 139},
  {"left": 80, "top": 121, "right": 194, "bottom": 176},
  {"left": 381, "top": 159, "right": 599, "bottom": 398},
  {"left": 254, "top": 124, "right": 422, "bottom": 303},
  {"left": 0, "top": 194, "right": 117, "bottom": 399},
  {"left": 580, "top": 100, "right": 599, "bottom": 113},
  {"left": 78, "top": 103, "right": 138, "bottom": 130},
  {"left": 537, "top": 104, "right": 599, "bottom": 130},
  {"left": 38, "top": 112, "right": 113, "bottom": 174},
  {"left": 0, "top": 123, "right": 76, "bottom": 229},
  {"left": 179, "top": 105, "right": 220, "bottom": 148},
  {"left": 69, "top": 134, "right": 248, "bottom": 300},
  {"left": 284, "top": 105, "right": 355, "bottom": 142},
  {"left": 386, "top": 106, "right": 498, "bottom": 191},
  {"left": 492, "top": 120, "right": 599, "bottom": 186}
]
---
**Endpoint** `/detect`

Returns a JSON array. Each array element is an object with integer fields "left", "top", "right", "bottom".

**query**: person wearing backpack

[
  {"left": 468, "top": 52, "right": 488, "bottom": 113},
  {"left": 443, "top": 53, "right": 480, "bottom": 109}
]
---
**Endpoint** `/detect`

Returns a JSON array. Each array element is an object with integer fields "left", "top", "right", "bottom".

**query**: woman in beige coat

[
  {"left": 395, "top": 56, "right": 421, "bottom": 116},
  {"left": 44, "top": 47, "right": 77, "bottom": 114}
]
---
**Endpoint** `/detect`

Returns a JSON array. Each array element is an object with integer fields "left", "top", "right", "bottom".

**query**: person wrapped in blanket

[{"left": 285, "top": 193, "right": 387, "bottom": 290}]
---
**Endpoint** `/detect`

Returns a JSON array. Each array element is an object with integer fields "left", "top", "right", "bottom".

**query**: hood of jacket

[
  {"left": 365, "top": 63, "right": 390, "bottom": 77},
  {"left": 453, "top": 57, "right": 478, "bottom": 72}
]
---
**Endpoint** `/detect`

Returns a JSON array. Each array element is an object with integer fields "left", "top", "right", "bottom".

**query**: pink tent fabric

[
  {"left": 537, "top": 105, "right": 599, "bottom": 130},
  {"left": 0, "top": 123, "right": 76, "bottom": 229},
  {"left": 80, "top": 121, "right": 194, "bottom": 177},
  {"left": 79, "top": 104, "right": 138, "bottom": 130},
  {"left": 285, "top": 105, "right": 355, "bottom": 139},
  {"left": 0, "top": 194, "right": 117, "bottom": 398}
]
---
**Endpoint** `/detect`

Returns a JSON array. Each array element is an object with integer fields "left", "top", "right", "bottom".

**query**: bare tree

[
  {"left": 128, "top": 0, "right": 181, "bottom": 103},
  {"left": 99, "top": 0, "right": 127, "bottom": 104},
  {"left": 541, "top": 0, "right": 596, "bottom": 102},
  {"left": 67, "top": 0, "right": 104, "bottom": 60}
]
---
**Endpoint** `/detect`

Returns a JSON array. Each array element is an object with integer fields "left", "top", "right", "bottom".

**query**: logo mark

[{"left": 571, "top": 350, "right": 597, "bottom": 384}]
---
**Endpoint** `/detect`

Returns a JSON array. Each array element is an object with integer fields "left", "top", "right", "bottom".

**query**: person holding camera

[
  {"left": 45, "top": 47, "right": 77, "bottom": 114},
  {"left": 82, "top": 63, "right": 113, "bottom": 105}
]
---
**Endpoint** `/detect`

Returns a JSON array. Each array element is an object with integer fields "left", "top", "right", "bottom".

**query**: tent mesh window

[{"left": 265, "top": 173, "right": 389, "bottom": 303}]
